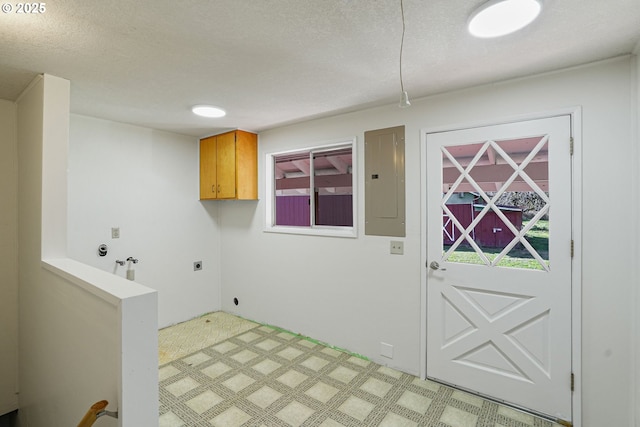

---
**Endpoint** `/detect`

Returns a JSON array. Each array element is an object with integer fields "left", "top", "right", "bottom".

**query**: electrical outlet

[
  {"left": 111, "top": 227, "right": 120, "bottom": 239},
  {"left": 193, "top": 261, "right": 203, "bottom": 271},
  {"left": 390, "top": 241, "right": 404, "bottom": 255}
]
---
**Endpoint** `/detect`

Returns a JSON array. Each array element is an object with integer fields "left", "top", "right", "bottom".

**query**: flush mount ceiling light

[
  {"left": 468, "top": 0, "right": 542, "bottom": 38},
  {"left": 191, "top": 105, "right": 226, "bottom": 118}
]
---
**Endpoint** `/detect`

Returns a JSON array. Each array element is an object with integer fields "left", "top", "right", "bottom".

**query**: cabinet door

[
  {"left": 235, "top": 131, "right": 258, "bottom": 200},
  {"left": 200, "top": 136, "right": 217, "bottom": 200},
  {"left": 216, "top": 132, "right": 237, "bottom": 199}
]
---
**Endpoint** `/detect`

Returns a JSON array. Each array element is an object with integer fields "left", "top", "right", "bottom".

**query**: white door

[{"left": 426, "top": 116, "right": 572, "bottom": 422}]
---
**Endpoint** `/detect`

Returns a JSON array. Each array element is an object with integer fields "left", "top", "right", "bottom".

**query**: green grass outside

[{"left": 446, "top": 219, "right": 549, "bottom": 270}]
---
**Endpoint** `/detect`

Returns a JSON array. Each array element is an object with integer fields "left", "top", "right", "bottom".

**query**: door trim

[{"left": 419, "top": 108, "right": 583, "bottom": 426}]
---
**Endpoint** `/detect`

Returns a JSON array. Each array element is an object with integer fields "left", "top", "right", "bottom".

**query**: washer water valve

[{"left": 125, "top": 257, "right": 138, "bottom": 281}]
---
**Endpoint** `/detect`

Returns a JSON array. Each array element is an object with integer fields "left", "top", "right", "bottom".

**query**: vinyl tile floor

[
  {"left": 158, "top": 312, "right": 562, "bottom": 427},
  {"left": 159, "top": 312, "right": 259, "bottom": 365}
]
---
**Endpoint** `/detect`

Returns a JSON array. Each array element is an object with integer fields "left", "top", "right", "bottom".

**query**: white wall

[
  {"left": 67, "top": 115, "right": 222, "bottom": 328},
  {"left": 634, "top": 49, "right": 640, "bottom": 427},
  {"left": 220, "top": 57, "right": 637, "bottom": 427},
  {"left": 18, "top": 75, "right": 158, "bottom": 427},
  {"left": 0, "top": 99, "right": 19, "bottom": 415},
  {"left": 16, "top": 75, "right": 45, "bottom": 427},
  {"left": 41, "top": 259, "right": 159, "bottom": 427}
]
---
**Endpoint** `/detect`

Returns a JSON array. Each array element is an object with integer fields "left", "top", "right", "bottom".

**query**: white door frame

[{"left": 419, "top": 107, "right": 582, "bottom": 426}]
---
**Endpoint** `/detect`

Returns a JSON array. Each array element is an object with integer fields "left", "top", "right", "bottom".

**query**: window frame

[{"left": 264, "top": 137, "right": 357, "bottom": 238}]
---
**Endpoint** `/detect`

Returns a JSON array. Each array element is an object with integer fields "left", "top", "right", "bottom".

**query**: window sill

[{"left": 264, "top": 225, "right": 357, "bottom": 238}]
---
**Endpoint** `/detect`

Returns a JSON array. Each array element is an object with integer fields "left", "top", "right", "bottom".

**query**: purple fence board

[
  {"left": 276, "top": 195, "right": 353, "bottom": 227},
  {"left": 276, "top": 196, "right": 310, "bottom": 226},
  {"left": 316, "top": 195, "right": 353, "bottom": 226}
]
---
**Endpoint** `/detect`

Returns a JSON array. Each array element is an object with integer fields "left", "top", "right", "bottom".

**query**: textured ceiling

[{"left": 1, "top": 0, "right": 639, "bottom": 137}]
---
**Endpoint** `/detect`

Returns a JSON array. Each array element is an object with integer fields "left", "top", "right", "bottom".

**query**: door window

[{"left": 441, "top": 136, "right": 550, "bottom": 270}]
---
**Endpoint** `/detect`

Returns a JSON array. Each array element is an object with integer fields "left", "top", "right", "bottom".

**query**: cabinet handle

[
  {"left": 212, "top": 185, "right": 215, "bottom": 193},
  {"left": 217, "top": 185, "right": 221, "bottom": 193}
]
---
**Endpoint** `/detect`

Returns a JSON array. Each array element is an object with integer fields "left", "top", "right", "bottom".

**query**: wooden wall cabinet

[{"left": 200, "top": 130, "right": 258, "bottom": 200}]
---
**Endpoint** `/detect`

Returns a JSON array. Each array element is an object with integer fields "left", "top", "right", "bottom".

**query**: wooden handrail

[{"left": 77, "top": 400, "right": 109, "bottom": 427}]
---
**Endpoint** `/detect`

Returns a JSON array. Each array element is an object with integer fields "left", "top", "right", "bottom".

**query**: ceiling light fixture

[
  {"left": 468, "top": 0, "right": 542, "bottom": 38},
  {"left": 398, "top": 0, "right": 410, "bottom": 108},
  {"left": 191, "top": 105, "right": 226, "bottom": 118}
]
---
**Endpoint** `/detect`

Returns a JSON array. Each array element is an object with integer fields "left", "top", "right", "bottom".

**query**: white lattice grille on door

[{"left": 441, "top": 136, "right": 550, "bottom": 270}]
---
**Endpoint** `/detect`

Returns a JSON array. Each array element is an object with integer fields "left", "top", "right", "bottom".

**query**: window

[
  {"left": 441, "top": 136, "right": 550, "bottom": 270},
  {"left": 265, "top": 139, "right": 356, "bottom": 237}
]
